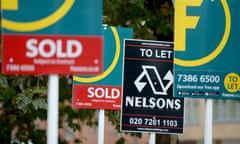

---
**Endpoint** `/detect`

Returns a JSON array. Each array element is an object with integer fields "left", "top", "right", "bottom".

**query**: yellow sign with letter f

[{"left": 174, "top": 0, "right": 203, "bottom": 52}]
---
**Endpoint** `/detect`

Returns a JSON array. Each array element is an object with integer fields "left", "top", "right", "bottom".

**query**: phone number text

[
  {"left": 177, "top": 74, "right": 220, "bottom": 84},
  {"left": 129, "top": 117, "right": 178, "bottom": 127}
]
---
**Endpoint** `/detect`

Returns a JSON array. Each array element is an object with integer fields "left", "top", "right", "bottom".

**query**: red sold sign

[
  {"left": 2, "top": 34, "right": 102, "bottom": 75},
  {"left": 2, "top": 1, "right": 103, "bottom": 75},
  {"left": 73, "top": 85, "right": 121, "bottom": 110}
]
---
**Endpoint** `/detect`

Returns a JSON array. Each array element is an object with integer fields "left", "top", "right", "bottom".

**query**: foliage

[
  {"left": 103, "top": 0, "right": 174, "bottom": 40},
  {"left": 0, "top": 75, "right": 97, "bottom": 144},
  {"left": 0, "top": 0, "right": 175, "bottom": 143},
  {"left": 0, "top": 75, "right": 48, "bottom": 143}
]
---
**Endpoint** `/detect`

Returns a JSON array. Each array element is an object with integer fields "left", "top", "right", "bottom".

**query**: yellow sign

[
  {"left": 224, "top": 73, "right": 240, "bottom": 93},
  {"left": 174, "top": 0, "right": 231, "bottom": 67}
]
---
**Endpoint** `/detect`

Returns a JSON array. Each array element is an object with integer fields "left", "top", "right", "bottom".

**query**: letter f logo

[{"left": 174, "top": 0, "right": 203, "bottom": 51}]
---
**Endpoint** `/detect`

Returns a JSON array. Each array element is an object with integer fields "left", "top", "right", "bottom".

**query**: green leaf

[
  {"left": 0, "top": 75, "right": 8, "bottom": 88},
  {"left": 32, "top": 98, "right": 47, "bottom": 110},
  {"left": 16, "top": 93, "right": 32, "bottom": 113}
]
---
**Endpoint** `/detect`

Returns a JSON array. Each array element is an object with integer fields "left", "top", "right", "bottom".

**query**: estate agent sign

[
  {"left": 121, "top": 39, "right": 184, "bottom": 134},
  {"left": 174, "top": 0, "right": 240, "bottom": 99},
  {"left": 2, "top": 0, "right": 103, "bottom": 75}
]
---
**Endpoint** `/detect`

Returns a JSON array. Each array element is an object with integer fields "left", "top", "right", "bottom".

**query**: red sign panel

[
  {"left": 73, "top": 84, "right": 121, "bottom": 110},
  {"left": 2, "top": 34, "right": 103, "bottom": 75}
]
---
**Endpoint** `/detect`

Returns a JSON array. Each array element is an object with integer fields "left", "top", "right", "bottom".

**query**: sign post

[
  {"left": 121, "top": 39, "right": 184, "bottom": 134},
  {"left": 98, "top": 109, "right": 105, "bottom": 144},
  {"left": 204, "top": 99, "right": 213, "bottom": 144},
  {"left": 149, "top": 133, "right": 156, "bottom": 144},
  {"left": 47, "top": 75, "right": 59, "bottom": 144}
]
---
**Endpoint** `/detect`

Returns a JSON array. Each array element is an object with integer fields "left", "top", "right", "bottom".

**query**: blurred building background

[
  {"left": 59, "top": 114, "right": 150, "bottom": 144},
  {"left": 179, "top": 99, "right": 240, "bottom": 144},
  {"left": 59, "top": 99, "right": 240, "bottom": 144}
]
